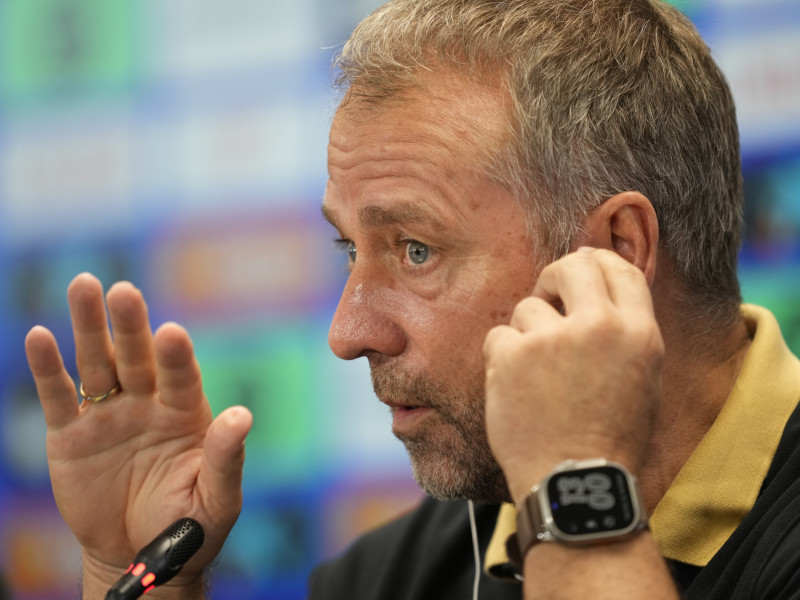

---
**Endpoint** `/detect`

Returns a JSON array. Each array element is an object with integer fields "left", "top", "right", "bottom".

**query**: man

[{"left": 24, "top": 0, "right": 800, "bottom": 599}]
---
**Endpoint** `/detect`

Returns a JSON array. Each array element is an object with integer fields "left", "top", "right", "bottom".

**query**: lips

[
  {"left": 386, "top": 403, "right": 422, "bottom": 411},
  {"left": 383, "top": 401, "right": 434, "bottom": 433},
  {"left": 382, "top": 400, "right": 429, "bottom": 413}
]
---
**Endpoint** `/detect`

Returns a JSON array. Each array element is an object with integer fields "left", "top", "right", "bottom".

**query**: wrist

[
  {"left": 521, "top": 530, "right": 678, "bottom": 600},
  {"left": 125, "top": 579, "right": 206, "bottom": 600},
  {"left": 83, "top": 576, "right": 206, "bottom": 600},
  {"left": 80, "top": 551, "right": 125, "bottom": 600},
  {"left": 502, "top": 455, "right": 563, "bottom": 505},
  {"left": 81, "top": 551, "right": 207, "bottom": 600},
  {"left": 507, "top": 458, "right": 648, "bottom": 567}
]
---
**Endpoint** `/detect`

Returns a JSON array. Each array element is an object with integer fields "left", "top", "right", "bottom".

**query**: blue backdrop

[{"left": 0, "top": 0, "right": 798, "bottom": 598}]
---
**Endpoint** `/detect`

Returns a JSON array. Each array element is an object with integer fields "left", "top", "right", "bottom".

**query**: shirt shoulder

[{"left": 683, "top": 400, "right": 800, "bottom": 599}]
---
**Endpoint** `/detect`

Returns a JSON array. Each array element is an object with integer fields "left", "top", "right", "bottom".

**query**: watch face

[{"left": 546, "top": 465, "right": 637, "bottom": 540}]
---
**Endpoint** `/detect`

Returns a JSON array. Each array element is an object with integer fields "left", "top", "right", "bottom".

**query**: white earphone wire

[{"left": 468, "top": 500, "right": 481, "bottom": 600}]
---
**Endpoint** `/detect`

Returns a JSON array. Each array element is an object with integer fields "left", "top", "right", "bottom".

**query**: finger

[
  {"left": 154, "top": 322, "right": 204, "bottom": 411},
  {"left": 25, "top": 326, "right": 79, "bottom": 430},
  {"left": 590, "top": 249, "right": 655, "bottom": 316},
  {"left": 106, "top": 282, "right": 157, "bottom": 395},
  {"left": 198, "top": 406, "right": 253, "bottom": 516},
  {"left": 531, "top": 247, "right": 611, "bottom": 315},
  {"left": 508, "top": 296, "right": 561, "bottom": 332},
  {"left": 68, "top": 273, "right": 117, "bottom": 397},
  {"left": 482, "top": 323, "right": 521, "bottom": 360}
]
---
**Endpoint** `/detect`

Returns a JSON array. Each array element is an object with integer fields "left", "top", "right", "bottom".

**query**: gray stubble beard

[{"left": 370, "top": 361, "right": 510, "bottom": 504}]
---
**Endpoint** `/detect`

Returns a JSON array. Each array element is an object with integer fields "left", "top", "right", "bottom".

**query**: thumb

[{"left": 199, "top": 406, "right": 253, "bottom": 515}]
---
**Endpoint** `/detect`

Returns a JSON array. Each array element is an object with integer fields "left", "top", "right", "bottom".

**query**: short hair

[{"left": 334, "top": 0, "right": 743, "bottom": 323}]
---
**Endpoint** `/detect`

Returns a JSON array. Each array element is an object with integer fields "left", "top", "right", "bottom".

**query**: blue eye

[
  {"left": 347, "top": 240, "right": 357, "bottom": 263},
  {"left": 406, "top": 240, "right": 429, "bottom": 265}
]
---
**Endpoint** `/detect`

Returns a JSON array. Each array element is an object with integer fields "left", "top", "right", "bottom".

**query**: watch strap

[{"left": 505, "top": 486, "right": 543, "bottom": 568}]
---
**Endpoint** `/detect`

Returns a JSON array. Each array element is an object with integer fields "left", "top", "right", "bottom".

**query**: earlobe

[{"left": 574, "top": 192, "right": 659, "bottom": 285}]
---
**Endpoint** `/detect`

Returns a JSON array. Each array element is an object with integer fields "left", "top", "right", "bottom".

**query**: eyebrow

[{"left": 321, "top": 202, "right": 445, "bottom": 231}]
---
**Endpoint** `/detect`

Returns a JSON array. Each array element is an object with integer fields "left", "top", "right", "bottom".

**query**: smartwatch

[{"left": 506, "top": 458, "right": 648, "bottom": 567}]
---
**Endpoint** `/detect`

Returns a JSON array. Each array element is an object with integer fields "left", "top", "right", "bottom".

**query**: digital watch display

[
  {"left": 507, "top": 459, "right": 648, "bottom": 566},
  {"left": 545, "top": 463, "right": 637, "bottom": 541}
]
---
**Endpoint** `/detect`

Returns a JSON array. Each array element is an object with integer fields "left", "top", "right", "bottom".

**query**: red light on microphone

[{"left": 105, "top": 518, "right": 205, "bottom": 600}]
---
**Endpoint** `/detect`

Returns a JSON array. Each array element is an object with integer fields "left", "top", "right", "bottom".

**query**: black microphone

[{"left": 105, "top": 518, "right": 205, "bottom": 600}]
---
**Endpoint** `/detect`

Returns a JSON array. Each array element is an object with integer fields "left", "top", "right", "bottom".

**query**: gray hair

[{"left": 335, "top": 0, "right": 743, "bottom": 322}]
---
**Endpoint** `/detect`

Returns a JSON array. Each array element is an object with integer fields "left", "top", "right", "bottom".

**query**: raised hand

[
  {"left": 483, "top": 248, "right": 664, "bottom": 504},
  {"left": 25, "top": 273, "right": 253, "bottom": 599}
]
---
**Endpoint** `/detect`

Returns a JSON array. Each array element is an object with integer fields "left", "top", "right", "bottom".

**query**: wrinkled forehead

[{"left": 330, "top": 67, "right": 514, "bottom": 167}]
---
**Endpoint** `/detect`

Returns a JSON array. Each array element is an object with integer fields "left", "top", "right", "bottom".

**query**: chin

[{"left": 405, "top": 442, "right": 511, "bottom": 504}]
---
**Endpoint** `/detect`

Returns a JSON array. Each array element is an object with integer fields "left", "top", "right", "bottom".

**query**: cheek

[
  {"left": 397, "top": 256, "right": 537, "bottom": 360},
  {"left": 452, "top": 246, "right": 538, "bottom": 328},
  {"left": 488, "top": 307, "right": 513, "bottom": 323},
  {"left": 486, "top": 288, "right": 531, "bottom": 324},
  {"left": 420, "top": 290, "right": 515, "bottom": 370},
  {"left": 459, "top": 267, "right": 533, "bottom": 329},
  {"left": 393, "top": 292, "right": 438, "bottom": 334}
]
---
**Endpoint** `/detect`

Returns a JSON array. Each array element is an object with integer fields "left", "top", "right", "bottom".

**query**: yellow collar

[
  {"left": 485, "top": 305, "right": 800, "bottom": 575},
  {"left": 650, "top": 304, "right": 800, "bottom": 565}
]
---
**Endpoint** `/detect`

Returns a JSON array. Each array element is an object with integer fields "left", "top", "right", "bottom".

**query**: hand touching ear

[
  {"left": 483, "top": 248, "right": 663, "bottom": 503},
  {"left": 483, "top": 248, "right": 676, "bottom": 600}
]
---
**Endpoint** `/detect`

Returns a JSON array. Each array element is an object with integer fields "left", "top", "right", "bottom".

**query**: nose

[{"left": 328, "top": 269, "right": 407, "bottom": 361}]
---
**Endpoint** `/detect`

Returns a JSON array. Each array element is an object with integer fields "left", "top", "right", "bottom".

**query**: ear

[{"left": 572, "top": 191, "right": 659, "bottom": 286}]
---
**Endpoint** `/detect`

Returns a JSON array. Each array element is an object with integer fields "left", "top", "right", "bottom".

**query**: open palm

[{"left": 25, "top": 273, "right": 252, "bottom": 595}]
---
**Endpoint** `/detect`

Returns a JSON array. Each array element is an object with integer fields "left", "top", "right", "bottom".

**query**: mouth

[
  {"left": 382, "top": 400, "right": 426, "bottom": 412},
  {"left": 393, "top": 404, "right": 422, "bottom": 411},
  {"left": 382, "top": 401, "right": 434, "bottom": 434}
]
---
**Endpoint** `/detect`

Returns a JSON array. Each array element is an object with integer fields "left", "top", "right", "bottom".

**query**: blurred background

[{"left": 0, "top": 0, "right": 798, "bottom": 598}]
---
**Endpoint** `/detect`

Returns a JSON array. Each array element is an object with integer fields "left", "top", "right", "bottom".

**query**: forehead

[
  {"left": 331, "top": 69, "right": 509, "bottom": 163},
  {"left": 324, "top": 70, "right": 513, "bottom": 226}
]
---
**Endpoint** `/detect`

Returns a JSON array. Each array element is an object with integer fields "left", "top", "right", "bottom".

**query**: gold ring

[{"left": 80, "top": 381, "right": 122, "bottom": 403}]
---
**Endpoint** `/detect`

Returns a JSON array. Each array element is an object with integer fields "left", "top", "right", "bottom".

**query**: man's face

[{"left": 323, "top": 72, "right": 543, "bottom": 503}]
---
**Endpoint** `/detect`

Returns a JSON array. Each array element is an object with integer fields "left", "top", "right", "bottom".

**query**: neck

[{"left": 638, "top": 302, "right": 752, "bottom": 513}]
